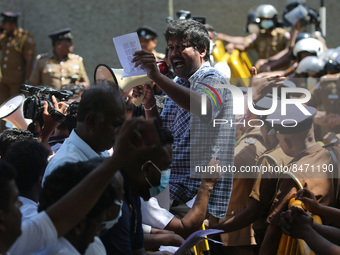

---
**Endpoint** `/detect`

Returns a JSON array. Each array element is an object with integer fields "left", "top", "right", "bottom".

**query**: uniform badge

[
  {"left": 27, "top": 37, "right": 33, "bottom": 44},
  {"left": 245, "top": 137, "right": 257, "bottom": 144}
]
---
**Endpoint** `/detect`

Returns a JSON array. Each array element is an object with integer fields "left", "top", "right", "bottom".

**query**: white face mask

[
  {"left": 104, "top": 200, "right": 123, "bottom": 230},
  {"left": 248, "top": 24, "right": 260, "bottom": 34},
  {"left": 307, "top": 77, "right": 318, "bottom": 90}
]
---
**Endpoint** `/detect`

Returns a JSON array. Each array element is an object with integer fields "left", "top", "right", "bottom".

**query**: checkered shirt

[{"left": 161, "top": 62, "right": 235, "bottom": 219}]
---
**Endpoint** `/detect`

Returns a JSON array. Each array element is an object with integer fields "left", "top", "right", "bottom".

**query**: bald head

[{"left": 77, "top": 85, "right": 125, "bottom": 123}]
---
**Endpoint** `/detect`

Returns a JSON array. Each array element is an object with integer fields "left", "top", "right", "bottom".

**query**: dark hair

[
  {"left": 0, "top": 129, "right": 35, "bottom": 158},
  {"left": 77, "top": 84, "right": 124, "bottom": 122},
  {"left": 204, "top": 23, "right": 217, "bottom": 42},
  {"left": 0, "top": 161, "right": 17, "bottom": 212},
  {"left": 38, "top": 158, "right": 116, "bottom": 220},
  {"left": 165, "top": 19, "right": 210, "bottom": 61},
  {"left": 4, "top": 140, "right": 50, "bottom": 194}
]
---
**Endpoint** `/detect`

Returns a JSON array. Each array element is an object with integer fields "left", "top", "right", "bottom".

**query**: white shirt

[
  {"left": 19, "top": 196, "right": 38, "bottom": 221},
  {"left": 9, "top": 212, "right": 58, "bottom": 255},
  {"left": 37, "top": 237, "right": 80, "bottom": 255},
  {"left": 84, "top": 237, "right": 106, "bottom": 255},
  {"left": 140, "top": 197, "right": 174, "bottom": 230},
  {"left": 43, "top": 130, "right": 109, "bottom": 184}
]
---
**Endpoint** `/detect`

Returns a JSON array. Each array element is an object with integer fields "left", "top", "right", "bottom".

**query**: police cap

[
  {"left": 136, "top": 26, "right": 158, "bottom": 40},
  {"left": 266, "top": 105, "right": 316, "bottom": 135},
  {"left": 1, "top": 12, "right": 20, "bottom": 23},
  {"left": 49, "top": 28, "right": 73, "bottom": 42}
]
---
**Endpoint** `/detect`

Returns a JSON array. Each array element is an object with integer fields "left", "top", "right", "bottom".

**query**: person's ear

[
  {"left": 284, "top": 138, "right": 293, "bottom": 149},
  {"left": 37, "top": 176, "right": 43, "bottom": 188},
  {"left": 73, "top": 219, "right": 88, "bottom": 236},
  {"left": 141, "top": 161, "right": 152, "bottom": 177},
  {"left": 199, "top": 46, "right": 207, "bottom": 58},
  {"left": 85, "top": 113, "right": 97, "bottom": 131}
]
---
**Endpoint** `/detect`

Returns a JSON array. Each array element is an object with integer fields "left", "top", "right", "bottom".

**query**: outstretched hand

[
  {"left": 295, "top": 188, "right": 321, "bottom": 215},
  {"left": 112, "top": 117, "right": 156, "bottom": 169},
  {"left": 249, "top": 67, "right": 285, "bottom": 104}
]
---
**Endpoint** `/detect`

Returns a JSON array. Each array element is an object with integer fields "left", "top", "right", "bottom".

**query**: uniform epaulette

[
  {"left": 320, "top": 74, "right": 340, "bottom": 83},
  {"left": 36, "top": 53, "right": 49, "bottom": 60},
  {"left": 70, "top": 54, "right": 83, "bottom": 61}
]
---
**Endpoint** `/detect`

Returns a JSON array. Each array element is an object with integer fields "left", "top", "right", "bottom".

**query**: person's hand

[
  {"left": 133, "top": 50, "right": 161, "bottom": 81},
  {"left": 279, "top": 206, "right": 313, "bottom": 239},
  {"left": 204, "top": 216, "right": 219, "bottom": 229},
  {"left": 257, "top": 63, "right": 271, "bottom": 73},
  {"left": 325, "top": 113, "right": 340, "bottom": 128},
  {"left": 314, "top": 116, "right": 330, "bottom": 127},
  {"left": 295, "top": 188, "right": 321, "bottom": 215},
  {"left": 201, "top": 158, "right": 221, "bottom": 189},
  {"left": 255, "top": 59, "right": 268, "bottom": 70},
  {"left": 112, "top": 117, "right": 156, "bottom": 169},
  {"left": 248, "top": 67, "right": 285, "bottom": 104},
  {"left": 132, "top": 84, "right": 156, "bottom": 109},
  {"left": 42, "top": 95, "right": 68, "bottom": 131},
  {"left": 323, "top": 132, "right": 339, "bottom": 145},
  {"left": 225, "top": 43, "right": 235, "bottom": 54}
]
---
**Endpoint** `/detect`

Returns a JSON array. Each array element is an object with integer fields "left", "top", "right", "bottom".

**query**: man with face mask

[
  {"left": 306, "top": 54, "right": 340, "bottom": 139},
  {"left": 244, "top": 5, "right": 291, "bottom": 60},
  {"left": 100, "top": 128, "right": 174, "bottom": 255},
  {"left": 217, "top": 11, "right": 260, "bottom": 54}
]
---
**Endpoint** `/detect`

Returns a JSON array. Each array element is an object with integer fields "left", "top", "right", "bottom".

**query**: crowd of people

[{"left": 1, "top": 1, "right": 340, "bottom": 254}]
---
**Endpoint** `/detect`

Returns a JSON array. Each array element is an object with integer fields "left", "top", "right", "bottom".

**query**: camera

[
  {"left": 20, "top": 84, "right": 73, "bottom": 127},
  {"left": 166, "top": 10, "right": 206, "bottom": 24}
]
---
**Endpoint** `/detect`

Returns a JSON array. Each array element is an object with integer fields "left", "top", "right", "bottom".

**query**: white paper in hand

[{"left": 113, "top": 32, "right": 147, "bottom": 79}]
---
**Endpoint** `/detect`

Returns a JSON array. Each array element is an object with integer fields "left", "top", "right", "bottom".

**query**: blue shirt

[
  {"left": 43, "top": 130, "right": 109, "bottom": 184},
  {"left": 161, "top": 62, "right": 235, "bottom": 219}
]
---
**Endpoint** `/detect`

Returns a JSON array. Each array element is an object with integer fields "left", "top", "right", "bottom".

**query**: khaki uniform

[
  {"left": 244, "top": 28, "right": 290, "bottom": 59},
  {"left": 266, "top": 143, "right": 340, "bottom": 227},
  {"left": 307, "top": 74, "right": 340, "bottom": 134},
  {"left": 220, "top": 127, "right": 267, "bottom": 255},
  {"left": 29, "top": 53, "right": 89, "bottom": 90},
  {"left": 0, "top": 28, "right": 35, "bottom": 103},
  {"left": 249, "top": 144, "right": 293, "bottom": 233},
  {"left": 152, "top": 49, "right": 165, "bottom": 61}
]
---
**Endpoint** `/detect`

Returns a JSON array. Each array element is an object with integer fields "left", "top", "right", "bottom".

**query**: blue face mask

[
  {"left": 142, "top": 161, "right": 171, "bottom": 197},
  {"left": 261, "top": 20, "right": 274, "bottom": 30},
  {"left": 104, "top": 199, "right": 123, "bottom": 230}
]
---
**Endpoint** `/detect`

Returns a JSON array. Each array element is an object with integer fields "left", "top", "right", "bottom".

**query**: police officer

[
  {"left": 245, "top": 5, "right": 291, "bottom": 60},
  {"left": 214, "top": 95, "right": 278, "bottom": 255},
  {"left": 136, "top": 26, "right": 165, "bottom": 60},
  {"left": 306, "top": 54, "right": 340, "bottom": 136},
  {"left": 29, "top": 28, "right": 89, "bottom": 90},
  {"left": 0, "top": 12, "right": 35, "bottom": 131},
  {"left": 259, "top": 104, "right": 340, "bottom": 254}
]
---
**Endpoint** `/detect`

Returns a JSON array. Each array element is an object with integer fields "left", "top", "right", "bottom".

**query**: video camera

[
  {"left": 166, "top": 10, "right": 206, "bottom": 24},
  {"left": 20, "top": 84, "right": 74, "bottom": 128}
]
